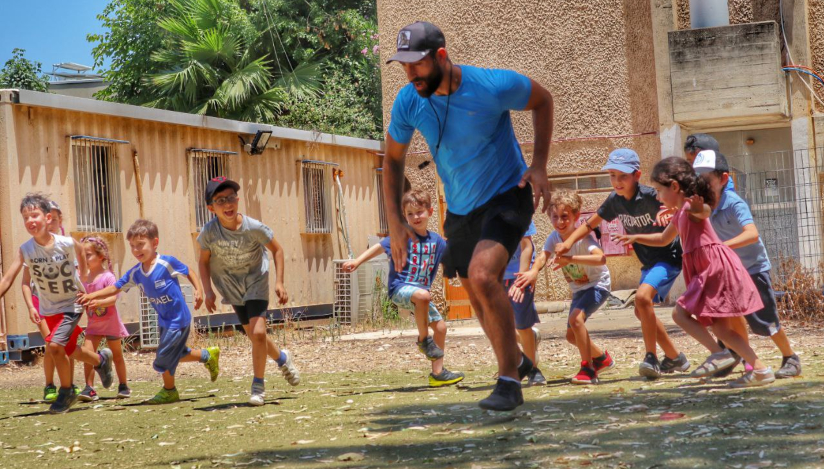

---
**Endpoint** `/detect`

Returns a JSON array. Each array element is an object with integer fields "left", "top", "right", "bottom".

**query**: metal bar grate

[
  {"left": 71, "top": 137, "right": 122, "bottom": 232},
  {"left": 138, "top": 290, "right": 159, "bottom": 349},
  {"left": 189, "top": 150, "right": 231, "bottom": 231},
  {"left": 302, "top": 162, "right": 332, "bottom": 234}
]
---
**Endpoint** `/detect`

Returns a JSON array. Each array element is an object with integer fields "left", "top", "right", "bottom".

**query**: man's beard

[{"left": 413, "top": 62, "right": 444, "bottom": 98}]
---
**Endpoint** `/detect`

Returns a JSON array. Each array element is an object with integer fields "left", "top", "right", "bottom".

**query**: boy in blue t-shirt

[
  {"left": 80, "top": 219, "right": 220, "bottom": 404},
  {"left": 344, "top": 189, "right": 464, "bottom": 387}
]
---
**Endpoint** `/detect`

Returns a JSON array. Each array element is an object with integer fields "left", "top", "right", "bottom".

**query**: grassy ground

[{"left": 2, "top": 308, "right": 824, "bottom": 468}]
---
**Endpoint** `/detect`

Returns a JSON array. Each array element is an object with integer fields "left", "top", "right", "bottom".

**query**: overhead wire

[{"left": 779, "top": 0, "right": 824, "bottom": 109}]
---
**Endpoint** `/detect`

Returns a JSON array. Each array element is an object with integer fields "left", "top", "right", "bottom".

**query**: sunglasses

[{"left": 211, "top": 194, "right": 239, "bottom": 206}]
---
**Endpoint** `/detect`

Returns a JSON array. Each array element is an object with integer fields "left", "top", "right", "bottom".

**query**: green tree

[{"left": 0, "top": 49, "right": 50, "bottom": 92}]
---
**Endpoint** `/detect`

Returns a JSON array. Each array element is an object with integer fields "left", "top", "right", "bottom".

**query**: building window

[
  {"left": 548, "top": 172, "right": 612, "bottom": 193},
  {"left": 71, "top": 136, "right": 126, "bottom": 232},
  {"left": 375, "top": 169, "right": 388, "bottom": 234},
  {"left": 188, "top": 149, "right": 235, "bottom": 231},
  {"left": 301, "top": 160, "right": 335, "bottom": 234}
]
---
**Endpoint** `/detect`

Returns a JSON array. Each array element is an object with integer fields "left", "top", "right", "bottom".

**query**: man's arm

[
  {"left": 383, "top": 134, "right": 417, "bottom": 272},
  {"left": 518, "top": 79, "right": 554, "bottom": 214}
]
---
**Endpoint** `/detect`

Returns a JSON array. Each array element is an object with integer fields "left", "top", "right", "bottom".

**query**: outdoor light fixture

[{"left": 238, "top": 130, "right": 273, "bottom": 155}]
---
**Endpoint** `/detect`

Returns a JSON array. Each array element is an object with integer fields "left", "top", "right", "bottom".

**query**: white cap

[{"left": 693, "top": 150, "right": 721, "bottom": 175}]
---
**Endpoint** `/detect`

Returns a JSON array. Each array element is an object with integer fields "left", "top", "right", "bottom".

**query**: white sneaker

[
  {"left": 279, "top": 349, "right": 301, "bottom": 386},
  {"left": 249, "top": 392, "right": 265, "bottom": 406}
]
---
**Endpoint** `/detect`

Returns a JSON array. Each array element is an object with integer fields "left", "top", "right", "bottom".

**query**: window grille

[
  {"left": 375, "top": 169, "right": 389, "bottom": 234},
  {"left": 71, "top": 136, "right": 125, "bottom": 232},
  {"left": 189, "top": 149, "right": 235, "bottom": 231},
  {"left": 548, "top": 172, "right": 612, "bottom": 193},
  {"left": 301, "top": 160, "right": 335, "bottom": 234}
]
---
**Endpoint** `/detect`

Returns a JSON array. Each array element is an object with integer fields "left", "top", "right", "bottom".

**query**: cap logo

[
  {"left": 211, "top": 176, "right": 227, "bottom": 183},
  {"left": 397, "top": 30, "right": 411, "bottom": 50},
  {"left": 694, "top": 153, "right": 705, "bottom": 165}
]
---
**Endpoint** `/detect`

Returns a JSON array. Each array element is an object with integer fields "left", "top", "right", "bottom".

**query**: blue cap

[{"left": 602, "top": 148, "right": 640, "bottom": 174}]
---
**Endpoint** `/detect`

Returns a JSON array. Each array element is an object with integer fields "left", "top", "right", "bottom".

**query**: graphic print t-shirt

[
  {"left": 597, "top": 184, "right": 682, "bottom": 269},
  {"left": 20, "top": 234, "right": 85, "bottom": 316},
  {"left": 115, "top": 255, "right": 191, "bottom": 329},
  {"left": 380, "top": 231, "right": 447, "bottom": 297}
]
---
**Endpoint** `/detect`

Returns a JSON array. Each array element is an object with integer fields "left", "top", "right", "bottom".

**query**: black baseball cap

[
  {"left": 386, "top": 21, "right": 446, "bottom": 64},
  {"left": 205, "top": 176, "right": 240, "bottom": 204},
  {"left": 684, "top": 133, "right": 720, "bottom": 153}
]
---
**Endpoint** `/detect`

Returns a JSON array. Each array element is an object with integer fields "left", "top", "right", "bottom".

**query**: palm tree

[{"left": 144, "top": 0, "right": 321, "bottom": 122}]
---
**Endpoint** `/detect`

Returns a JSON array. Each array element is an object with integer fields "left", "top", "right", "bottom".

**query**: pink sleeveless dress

[{"left": 673, "top": 202, "right": 763, "bottom": 325}]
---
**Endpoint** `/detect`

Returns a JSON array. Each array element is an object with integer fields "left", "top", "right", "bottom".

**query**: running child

[
  {"left": 556, "top": 149, "right": 690, "bottom": 378},
  {"left": 503, "top": 222, "right": 545, "bottom": 386},
  {"left": 693, "top": 150, "right": 800, "bottom": 378},
  {"left": 343, "top": 189, "right": 464, "bottom": 387},
  {"left": 78, "top": 236, "right": 131, "bottom": 401},
  {"left": 0, "top": 193, "right": 114, "bottom": 413},
  {"left": 197, "top": 177, "right": 299, "bottom": 406},
  {"left": 615, "top": 157, "right": 775, "bottom": 387},
  {"left": 80, "top": 219, "right": 221, "bottom": 404},
  {"left": 517, "top": 189, "right": 614, "bottom": 385}
]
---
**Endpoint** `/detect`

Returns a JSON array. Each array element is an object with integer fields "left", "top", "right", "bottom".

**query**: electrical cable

[{"left": 779, "top": 0, "right": 824, "bottom": 109}]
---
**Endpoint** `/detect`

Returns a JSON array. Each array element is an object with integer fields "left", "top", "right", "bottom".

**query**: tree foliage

[{"left": 0, "top": 49, "right": 50, "bottom": 92}]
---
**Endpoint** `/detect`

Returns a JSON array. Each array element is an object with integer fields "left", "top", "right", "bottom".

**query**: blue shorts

[
  {"left": 568, "top": 287, "right": 609, "bottom": 325},
  {"left": 154, "top": 326, "right": 192, "bottom": 376},
  {"left": 391, "top": 285, "right": 443, "bottom": 323},
  {"left": 640, "top": 262, "right": 681, "bottom": 303},
  {"left": 503, "top": 279, "right": 540, "bottom": 330}
]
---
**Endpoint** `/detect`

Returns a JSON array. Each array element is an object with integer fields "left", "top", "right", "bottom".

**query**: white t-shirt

[
  {"left": 20, "top": 234, "right": 85, "bottom": 315},
  {"left": 542, "top": 231, "right": 611, "bottom": 293}
]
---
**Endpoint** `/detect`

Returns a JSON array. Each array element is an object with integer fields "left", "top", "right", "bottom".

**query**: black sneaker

[
  {"left": 416, "top": 336, "right": 444, "bottom": 361},
  {"left": 526, "top": 367, "right": 547, "bottom": 387},
  {"left": 49, "top": 386, "right": 78, "bottom": 414},
  {"left": 775, "top": 354, "right": 801, "bottom": 379},
  {"left": 638, "top": 352, "right": 661, "bottom": 379},
  {"left": 478, "top": 378, "right": 523, "bottom": 411},
  {"left": 95, "top": 349, "right": 114, "bottom": 389},
  {"left": 78, "top": 385, "right": 99, "bottom": 402},
  {"left": 661, "top": 352, "right": 691, "bottom": 374},
  {"left": 117, "top": 383, "right": 132, "bottom": 398},
  {"left": 517, "top": 354, "right": 534, "bottom": 380}
]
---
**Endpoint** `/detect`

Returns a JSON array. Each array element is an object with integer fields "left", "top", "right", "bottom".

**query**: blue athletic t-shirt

[
  {"left": 503, "top": 222, "right": 537, "bottom": 280},
  {"left": 115, "top": 255, "right": 191, "bottom": 329},
  {"left": 388, "top": 65, "right": 532, "bottom": 215},
  {"left": 380, "top": 231, "right": 447, "bottom": 297}
]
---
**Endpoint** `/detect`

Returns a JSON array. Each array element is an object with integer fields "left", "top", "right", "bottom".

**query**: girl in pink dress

[
  {"left": 79, "top": 237, "right": 131, "bottom": 400},
  {"left": 616, "top": 157, "right": 775, "bottom": 388}
]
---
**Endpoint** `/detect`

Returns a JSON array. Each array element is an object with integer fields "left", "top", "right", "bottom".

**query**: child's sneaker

[
  {"left": 775, "top": 354, "right": 801, "bottom": 379},
  {"left": 95, "top": 348, "right": 114, "bottom": 389},
  {"left": 249, "top": 381, "right": 265, "bottom": 406},
  {"left": 690, "top": 350, "right": 736, "bottom": 378},
  {"left": 660, "top": 352, "right": 691, "bottom": 374},
  {"left": 43, "top": 384, "right": 58, "bottom": 403},
  {"left": 416, "top": 336, "right": 444, "bottom": 361},
  {"left": 429, "top": 369, "right": 465, "bottom": 387},
  {"left": 517, "top": 354, "right": 534, "bottom": 380},
  {"left": 204, "top": 346, "right": 221, "bottom": 382},
  {"left": 146, "top": 387, "right": 180, "bottom": 405},
  {"left": 49, "top": 386, "right": 78, "bottom": 414},
  {"left": 729, "top": 368, "right": 776, "bottom": 388},
  {"left": 571, "top": 362, "right": 598, "bottom": 385},
  {"left": 593, "top": 351, "right": 615, "bottom": 375},
  {"left": 478, "top": 378, "right": 523, "bottom": 411},
  {"left": 279, "top": 349, "right": 300, "bottom": 386},
  {"left": 526, "top": 367, "right": 547, "bottom": 387},
  {"left": 638, "top": 352, "right": 661, "bottom": 379},
  {"left": 77, "top": 385, "right": 99, "bottom": 402},
  {"left": 116, "top": 383, "right": 132, "bottom": 399}
]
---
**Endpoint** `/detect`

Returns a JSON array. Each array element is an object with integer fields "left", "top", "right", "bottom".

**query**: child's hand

[
  {"left": 611, "top": 233, "right": 637, "bottom": 246},
  {"left": 513, "top": 270, "right": 538, "bottom": 290},
  {"left": 550, "top": 255, "right": 571, "bottom": 270},
  {"left": 204, "top": 290, "right": 217, "bottom": 313},
  {"left": 87, "top": 299, "right": 104, "bottom": 311},
  {"left": 654, "top": 206, "right": 675, "bottom": 226},
  {"left": 193, "top": 289, "right": 203, "bottom": 310},
  {"left": 77, "top": 292, "right": 92, "bottom": 306},
  {"left": 509, "top": 283, "right": 530, "bottom": 303},
  {"left": 342, "top": 260, "right": 358, "bottom": 273},
  {"left": 28, "top": 307, "right": 40, "bottom": 325},
  {"left": 554, "top": 241, "right": 571, "bottom": 257},
  {"left": 687, "top": 194, "right": 705, "bottom": 213},
  {"left": 275, "top": 283, "right": 288, "bottom": 305}
]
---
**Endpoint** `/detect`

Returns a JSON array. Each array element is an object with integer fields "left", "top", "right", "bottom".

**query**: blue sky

[{"left": 0, "top": 1, "right": 109, "bottom": 77}]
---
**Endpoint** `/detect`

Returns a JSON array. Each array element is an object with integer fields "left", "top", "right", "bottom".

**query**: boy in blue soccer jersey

[
  {"left": 344, "top": 189, "right": 464, "bottom": 387},
  {"left": 80, "top": 219, "right": 220, "bottom": 404}
]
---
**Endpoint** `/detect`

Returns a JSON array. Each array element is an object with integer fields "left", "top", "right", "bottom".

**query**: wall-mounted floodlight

[{"left": 238, "top": 130, "right": 273, "bottom": 155}]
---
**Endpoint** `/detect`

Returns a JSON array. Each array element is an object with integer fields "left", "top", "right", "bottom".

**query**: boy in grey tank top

[{"left": 0, "top": 193, "right": 114, "bottom": 413}]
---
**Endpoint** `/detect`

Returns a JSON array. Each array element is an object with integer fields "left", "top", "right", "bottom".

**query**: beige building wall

[
  {"left": 0, "top": 92, "right": 383, "bottom": 337},
  {"left": 376, "top": 0, "right": 668, "bottom": 306}
]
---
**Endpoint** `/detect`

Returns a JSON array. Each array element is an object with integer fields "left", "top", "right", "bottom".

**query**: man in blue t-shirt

[{"left": 382, "top": 21, "right": 554, "bottom": 411}]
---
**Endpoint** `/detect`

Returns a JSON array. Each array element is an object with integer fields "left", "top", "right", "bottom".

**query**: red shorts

[{"left": 44, "top": 313, "right": 84, "bottom": 356}]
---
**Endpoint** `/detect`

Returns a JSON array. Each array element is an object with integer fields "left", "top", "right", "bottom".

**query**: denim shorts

[
  {"left": 640, "top": 262, "right": 682, "bottom": 303},
  {"left": 154, "top": 326, "right": 192, "bottom": 376},
  {"left": 391, "top": 285, "right": 443, "bottom": 323},
  {"left": 568, "top": 287, "right": 609, "bottom": 326}
]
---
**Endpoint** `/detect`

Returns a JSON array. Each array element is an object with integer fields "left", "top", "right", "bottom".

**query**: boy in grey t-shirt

[{"left": 197, "top": 177, "right": 300, "bottom": 406}]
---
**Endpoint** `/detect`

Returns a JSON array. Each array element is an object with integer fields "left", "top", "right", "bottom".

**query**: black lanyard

[{"left": 419, "top": 65, "right": 453, "bottom": 170}]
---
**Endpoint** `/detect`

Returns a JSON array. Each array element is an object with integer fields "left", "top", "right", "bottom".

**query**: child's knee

[
  {"left": 569, "top": 310, "right": 586, "bottom": 328},
  {"left": 47, "top": 342, "right": 62, "bottom": 355},
  {"left": 411, "top": 289, "right": 431, "bottom": 304},
  {"left": 431, "top": 320, "right": 446, "bottom": 334},
  {"left": 249, "top": 330, "right": 267, "bottom": 344}
]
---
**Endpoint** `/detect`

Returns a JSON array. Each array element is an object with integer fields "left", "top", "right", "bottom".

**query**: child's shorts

[
  {"left": 231, "top": 300, "right": 269, "bottom": 326},
  {"left": 640, "top": 262, "right": 681, "bottom": 303},
  {"left": 154, "top": 326, "right": 192, "bottom": 376},
  {"left": 44, "top": 312, "right": 84, "bottom": 356},
  {"left": 503, "top": 279, "right": 539, "bottom": 330},
  {"left": 746, "top": 271, "right": 781, "bottom": 337},
  {"left": 391, "top": 285, "right": 443, "bottom": 322},
  {"left": 567, "top": 287, "right": 609, "bottom": 327}
]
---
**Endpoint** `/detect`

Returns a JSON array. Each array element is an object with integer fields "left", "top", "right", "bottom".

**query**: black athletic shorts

[
  {"left": 232, "top": 300, "right": 269, "bottom": 325},
  {"left": 441, "top": 184, "right": 534, "bottom": 279},
  {"left": 745, "top": 271, "right": 781, "bottom": 337}
]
